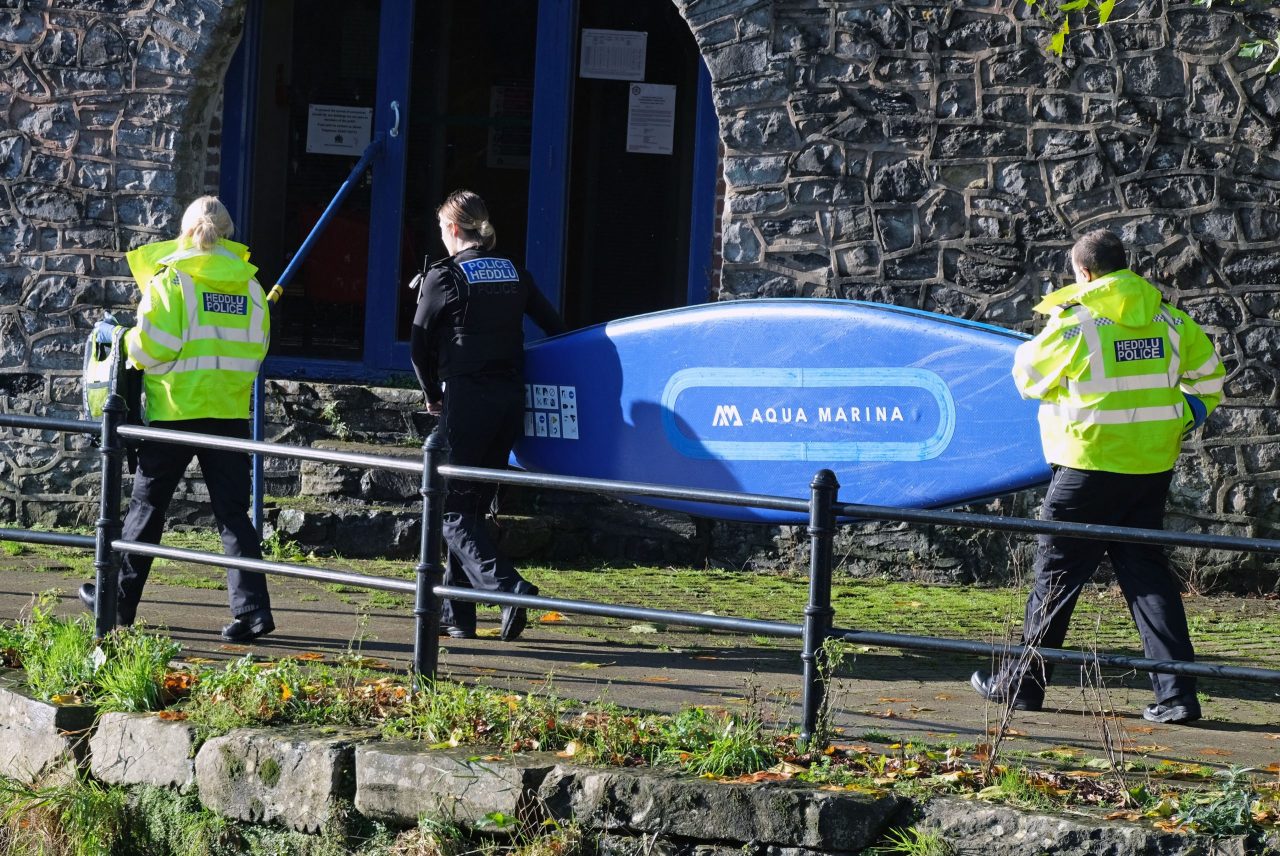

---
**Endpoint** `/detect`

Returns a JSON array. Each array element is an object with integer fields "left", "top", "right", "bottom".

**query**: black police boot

[
  {"left": 77, "top": 582, "right": 134, "bottom": 627},
  {"left": 221, "top": 608, "right": 275, "bottom": 643},
  {"left": 1143, "top": 694, "right": 1201, "bottom": 724},
  {"left": 500, "top": 581, "right": 539, "bottom": 642},
  {"left": 970, "top": 670, "right": 1043, "bottom": 712}
]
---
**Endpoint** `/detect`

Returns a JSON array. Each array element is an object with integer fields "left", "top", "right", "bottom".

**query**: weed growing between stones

[
  {"left": 0, "top": 777, "right": 586, "bottom": 856},
  {"left": 867, "top": 825, "right": 954, "bottom": 856},
  {"left": 0, "top": 773, "right": 127, "bottom": 856},
  {"left": 2, "top": 591, "right": 179, "bottom": 711}
]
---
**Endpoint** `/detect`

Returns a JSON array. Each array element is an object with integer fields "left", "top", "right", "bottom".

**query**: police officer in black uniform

[{"left": 411, "top": 189, "right": 565, "bottom": 641}]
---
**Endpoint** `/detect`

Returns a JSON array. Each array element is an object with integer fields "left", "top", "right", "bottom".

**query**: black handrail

[{"left": 3, "top": 402, "right": 1280, "bottom": 749}]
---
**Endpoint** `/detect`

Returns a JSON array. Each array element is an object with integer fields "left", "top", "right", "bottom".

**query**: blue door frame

[{"left": 221, "top": 0, "right": 717, "bottom": 382}]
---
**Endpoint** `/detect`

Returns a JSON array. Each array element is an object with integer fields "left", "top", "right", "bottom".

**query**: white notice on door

[
  {"left": 580, "top": 29, "right": 647, "bottom": 81},
  {"left": 306, "top": 104, "right": 373, "bottom": 156},
  {"left": 626, "top": 83, "right": 676, "bottom": 155}
]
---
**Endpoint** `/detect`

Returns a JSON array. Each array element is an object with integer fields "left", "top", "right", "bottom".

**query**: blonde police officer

[
  {"left": 971, "top": 228, "right": 1224, "bottom": 724},
  {"left": 79, "top": 196, "right": 275, "bottom": 642}
]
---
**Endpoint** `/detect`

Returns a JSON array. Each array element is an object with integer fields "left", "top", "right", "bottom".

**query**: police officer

[
  {"left": 971, "top": 228, "right": 1224, "bottom": 724},
  {"left": 79, "top": 196, "right": 275, "bottom": 643},
  {"left": 411, "top": 189, "right": 565, "bottom": 642}
]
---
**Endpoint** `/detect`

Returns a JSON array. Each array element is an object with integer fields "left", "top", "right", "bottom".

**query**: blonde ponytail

[
  {"left": 180, "top": 195, "right": 234, "bottom": 251},
  {"left": 437, "top": 189, "right": 497, "bottom": 251}
]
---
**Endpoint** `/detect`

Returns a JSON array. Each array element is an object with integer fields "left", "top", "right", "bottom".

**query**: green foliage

[
  {"left": 870, "top": 826, "right": 954, "bottom": 856},
  {"left": 1, "top": 592, "right": 178, "bottom": 711},
  {"left": 19, "top": 596, "right": 98, "bottom": 700},
  {"left": 264, "top": 530, "right": 305, "bottom": 562},
  {"left": 320, "top": 402, "right": 352, "bottom": 440},
  {"left": 1173, "top": 766, "right": 1262, "bottom": 837},
  {"left": 0, "top": 774, "right": 127, "bottom": 856},
  {"left": 94, "top": 630, "right": 182, "bottom": 713},
  {"left": 385, "top": 679, "right": 577, "bottom": 750},
  {"left": 184, "top": 655, "right": 304, "bottom": 736},
  {"left": 0, "top": 540, "right": 26, "bottom": 557},
  {"left": 654, "top": 707, "right": 775, "bottom": 777},
  {"left": 1032, "top": 0, "right": 1279, "bottom": 70}
]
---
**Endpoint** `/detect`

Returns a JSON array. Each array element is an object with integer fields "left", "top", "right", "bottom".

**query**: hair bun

[{"left": 478, "top": 220, "right": 494, "bottom": 237}]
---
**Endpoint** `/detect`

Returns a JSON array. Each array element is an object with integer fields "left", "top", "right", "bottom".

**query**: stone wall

[
  {"left": 0, "top": 682, "right": 1255, "bottom": 854},
  {"left": 1, "top": 1, "right": 1278, "bottom": 585},
  {"left": 673, "top": 0, "right": 1280, "bottom": 578},
  {"left": 0, "top": 0, "right": 247, "bottom": 527}
]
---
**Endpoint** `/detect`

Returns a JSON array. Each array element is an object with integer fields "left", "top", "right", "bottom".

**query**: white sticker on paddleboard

[{"left": 526, "top": 383, "right": 578, "bottom": 441}]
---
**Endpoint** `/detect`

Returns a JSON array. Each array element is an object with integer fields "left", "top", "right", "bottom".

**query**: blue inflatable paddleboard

[{"left": 513, "top": 299, "right": 1049, "bottom": 523}]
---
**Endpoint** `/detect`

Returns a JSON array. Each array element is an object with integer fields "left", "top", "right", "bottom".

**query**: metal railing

[{"left": 3, "top": 395, "right": 1280, "bottom": 744}]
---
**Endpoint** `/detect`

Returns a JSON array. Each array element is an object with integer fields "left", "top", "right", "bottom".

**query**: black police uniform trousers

[
  {"left": 1004, "top": 465, "right": 1195, "bottom": 705},
  {"left": 116, "top": 418, "right": 271, "bottom": 624},
  {"left": 438, "top": 371, "right": 533, "bottom": 632}
]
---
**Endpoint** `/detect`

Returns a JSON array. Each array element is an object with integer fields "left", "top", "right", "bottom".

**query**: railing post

[
  {"left": 93, "top": 394, "right": 127, "bottom": 639},
  {"left": 412, "top": 427, "right": 449, "bottom": 691},
  {"left": 800, "top": 468, "right": 839, "bottom": 748}
]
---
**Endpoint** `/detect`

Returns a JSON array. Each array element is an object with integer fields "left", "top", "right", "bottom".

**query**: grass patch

[
  {"left": 1, "top": 592, "right": 179, "bottom": 711},
  {"left": 0, "top": 774, "right": 127, "bottom": 856}
]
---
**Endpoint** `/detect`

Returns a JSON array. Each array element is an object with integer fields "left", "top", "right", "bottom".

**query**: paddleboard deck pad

[{"left": 513, "top": 299, "right": 1050, "bottom": 524}]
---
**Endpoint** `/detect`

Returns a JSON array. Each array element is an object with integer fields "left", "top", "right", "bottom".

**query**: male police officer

[
  {"left": 411, "top": 190, "right": 564, "bottom": 641},
  {"left": 971, "top": 228, "right": 1224, "bottom": 724}
]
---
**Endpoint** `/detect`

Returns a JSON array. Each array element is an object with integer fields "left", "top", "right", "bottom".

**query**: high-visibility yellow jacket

[
  {"left": 1012, "top": 269, "right": 1224, "bottom": 474},
  {"left": 123, "top": 237, "right": 270, "bottom": 423}
]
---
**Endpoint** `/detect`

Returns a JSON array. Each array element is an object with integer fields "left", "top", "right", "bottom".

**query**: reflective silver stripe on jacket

[
  {"left": 146, "top": 355, "right": 264, "bottom": 375},
  {"left": 174, "top": 268, "right": 269, "bottom": 347},
  {"left": 1042, "top": 401, "right": 1184, "bottom": 425},
  {"left": 1063, "top": 304, "right": 1179, "bottom": 395},
  {"left": 135, "top": 315, "right": 184, "bottom": 354}
]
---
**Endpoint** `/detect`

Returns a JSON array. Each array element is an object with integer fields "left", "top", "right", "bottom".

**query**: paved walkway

[{"left": 3, "top": 561, "right": 1278, "bottom": 772}]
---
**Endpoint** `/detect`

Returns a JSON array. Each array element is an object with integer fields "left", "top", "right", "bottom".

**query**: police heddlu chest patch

[
  {"left": 1114, "top": 337, "right": 1165, "bottom": 362},
  {"left": 202, "top": 292, "right": 248, "bottom": 315},
  {"left": 459, "top": 258, "right": 518, "bottom": 284}
]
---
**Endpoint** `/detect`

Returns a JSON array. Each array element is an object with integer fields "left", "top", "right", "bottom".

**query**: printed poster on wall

[
  {"left": 579, "top": 28, "right": 647, "bottom": 80},
  {"left": 626, "top": 83, "right": 676, "bottom": 155},
  {"left": 488, "top": 84, "right": 533, "bottom": 169},
  {"left": 306, "top": 104, "right": 372, "bottom": 156}
]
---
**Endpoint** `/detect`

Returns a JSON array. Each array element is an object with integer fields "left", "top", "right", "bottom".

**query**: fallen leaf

[
  {"left": 559, "top": 740, "right": 584, "bottom": 757},
  {"left": 293, "top": 652, "right": 326, "bottom": 661},
  {"left": 629, "top": 624, "right": 660, "bottom": 634},
  {"left": 933, "top": 694, "right": 952, "bottom": 701},
  {"left": 1127, "top": 745, "right": 1169, "bottom": 753},
  {"left": 185, "top": 657, "right": 215, "bottom": 664},
  {"left": 156, "top": 710, "right": 188, "bottom": 721},
  {"left": 878, "top": 697, "right": 912, "bottom": 703},
  {"left": 733, "top": 771, "right": 789, "bottom": 783},
  {"left": 1127, "top": 726, "right": 1156, "bottom": 734},
  {"left": 1105, "top": 810, "right": 1140, "bottom": 821},
  {"left": 693, "top": 656, "right": 720, "bottom": 661},
  {"left": 641, "top": 675, "right": 676, "bottom": 683},
  {"left": 219, "top": 644, "right": 249, "bottom": 653},
  {"left": 538, "top": 611, "right": 566, "bottom": 623},
  {"left": 571, "top": 662, "right": 612, "bottom": 669},
  {"left": 1264, "top": 762, "right": 1280, "bottom": 773},
  {"left": 50, "top": 694, "right": 81, "bottom": 705},
  {"left": 476, "top": 628, "right": 501, "bottom": 638},
  {"left": 1265, "top": 734, "right": 1280, "bottom": 740},
  {"left": 1197, "top": 748, "right": 1233, "bottom": 756}
]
